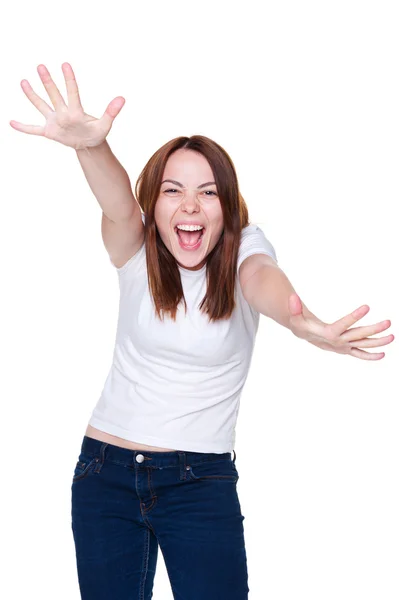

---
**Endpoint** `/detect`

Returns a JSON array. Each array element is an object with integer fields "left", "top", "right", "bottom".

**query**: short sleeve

[
  {"left": 109, "top": 212, "right": 146, "bottom": 276},
  {"left": 237, "top": 223, "right": 278, "bottom": 272}
]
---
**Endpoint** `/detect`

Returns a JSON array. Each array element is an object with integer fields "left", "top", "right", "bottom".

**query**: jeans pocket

[
  {"left": 186, "top": 459, "right": 239, "bottom": 483},
  {"left": 72, "top": 453, "right": 99, "bottom": 483}
]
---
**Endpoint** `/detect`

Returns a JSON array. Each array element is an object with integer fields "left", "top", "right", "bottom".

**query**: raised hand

[
  {"left": 9, "top": 63, "right": 125, "bottom": 150},
  {"left": 288, "top": 293, "right": 394, "bottom": 360}
]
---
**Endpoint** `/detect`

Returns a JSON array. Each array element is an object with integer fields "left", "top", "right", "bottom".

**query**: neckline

[{"left": 178, "top": 263, "right": 207, "bottom": 277}]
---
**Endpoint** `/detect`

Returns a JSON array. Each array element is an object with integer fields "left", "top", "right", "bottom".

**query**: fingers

[
  {"left": 9, "top": 120, "right": 45, "bottom": 136},
  {"left": 19, "top": 78, "right": 54, "bottom": 119},
  {"left": 348, "top": 348, "right": 385, "bottom": 360},
  {"left": 330, "top": 304, "right": 370, "bottom": 335},
  {"left": 61, "top": 62, "right": 84, "bottom": 112},
  {"left": 348, "top": 334, "right": 395, "bottom": 349},
  {"left": 37, "top": 64, "right": 67, "bottom": 111},
  {"left": 341, "top": 319, "right": 392, "bottom": 342},
  {"left": 10, "top": 63, "right": 85, "bottom": 136}
]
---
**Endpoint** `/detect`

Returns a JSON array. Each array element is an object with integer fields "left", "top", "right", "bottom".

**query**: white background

[{"left": 1, "top": 1, "right": 398, "bottom": 598}]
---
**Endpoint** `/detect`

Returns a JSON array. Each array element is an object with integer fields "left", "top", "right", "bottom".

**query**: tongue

[{"left": 178, "top": 229, "right": 202, "bottom": 246}]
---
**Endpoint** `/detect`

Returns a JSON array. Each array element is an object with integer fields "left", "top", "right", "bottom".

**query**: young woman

[{"left": 11, "top": 63, "right": 393, "bottom": 600}]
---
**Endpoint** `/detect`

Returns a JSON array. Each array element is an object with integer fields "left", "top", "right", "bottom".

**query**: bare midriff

[{"left": 85, "top": 424, "right": 178, "bottom": 452}]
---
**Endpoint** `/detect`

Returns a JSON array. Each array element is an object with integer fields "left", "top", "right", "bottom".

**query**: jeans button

[{"left": 136, "top": 454, "right": 145, "bottom": 463}]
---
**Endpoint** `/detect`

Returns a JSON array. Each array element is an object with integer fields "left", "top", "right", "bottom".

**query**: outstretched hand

[
  {"left": 9, "top": 62, "right": 125, "bottom": 150},
  {"left": 288, "top": 293, "right": 394, "bottom": 360}
]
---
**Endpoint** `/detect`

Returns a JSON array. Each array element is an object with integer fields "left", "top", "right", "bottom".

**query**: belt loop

[
  {"left": 94, "top": 442, "right": 108, "bottom": 473},
  {"left": 232, "top": 449, "right": 236, "bottom": 463},
  {"left": 178, "top": 451, "right": 187, "bottom": 480}
]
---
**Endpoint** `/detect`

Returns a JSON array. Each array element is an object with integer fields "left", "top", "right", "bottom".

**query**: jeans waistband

[{"left": 81, "top": 435, "right": 236, "bottom": 468}]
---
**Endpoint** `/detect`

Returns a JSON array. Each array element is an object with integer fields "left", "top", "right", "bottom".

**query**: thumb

[
  {"left": 288, "top": 292, "right": 304, "bottom": 321},
  {"left": 100, "top": 96, "right": 126, "bottom": 131}
]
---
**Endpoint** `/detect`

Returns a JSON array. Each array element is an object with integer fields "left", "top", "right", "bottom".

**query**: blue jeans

[{"left": 71, "top": 436, "right": 250, "bottom": 599}]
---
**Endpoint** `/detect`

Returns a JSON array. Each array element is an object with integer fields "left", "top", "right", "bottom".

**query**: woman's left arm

[{"left": 239, "top": 254, "right": 394, "bottom": 360}]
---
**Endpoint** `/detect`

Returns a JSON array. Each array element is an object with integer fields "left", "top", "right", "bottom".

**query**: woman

[{"left": 11, "top": 63, "right": 394, "bottom": 600}]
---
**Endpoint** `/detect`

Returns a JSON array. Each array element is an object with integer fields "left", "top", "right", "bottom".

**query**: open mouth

[{"left": 174, "top": 227, "right": 205, "bottom": 250}]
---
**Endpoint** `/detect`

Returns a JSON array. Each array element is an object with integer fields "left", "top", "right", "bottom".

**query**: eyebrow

[{"left": 161, "top": 179, "right": 216, "bottom": 189}]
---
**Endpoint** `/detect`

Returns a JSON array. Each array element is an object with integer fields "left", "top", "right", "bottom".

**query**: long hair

[{"left": 134, "top": 135, "right": 250, "bottom": 323}]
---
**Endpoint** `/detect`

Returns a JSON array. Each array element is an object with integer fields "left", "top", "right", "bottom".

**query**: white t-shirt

[{"left": 88, "top": 214, "right": 277, "bottom": 453}]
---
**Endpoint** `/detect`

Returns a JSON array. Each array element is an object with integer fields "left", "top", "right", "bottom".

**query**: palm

[
  {"left": 42, "top": 109, "right": 109, "bottom": 150},
  {"left": 9, "top": 62, "right": 125, "bottom": 150}
]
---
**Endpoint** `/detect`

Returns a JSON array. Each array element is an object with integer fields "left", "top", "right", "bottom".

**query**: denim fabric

[{"left": 71, "top": 436, "right": 249, "bottom": 599}]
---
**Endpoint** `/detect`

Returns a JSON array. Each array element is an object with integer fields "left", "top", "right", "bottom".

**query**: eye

[{"left": 163, "top": 188, "right": 217, "bottom": 196}]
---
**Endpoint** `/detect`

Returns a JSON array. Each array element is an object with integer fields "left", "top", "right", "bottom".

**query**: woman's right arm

[
  {"left": 10, "top": 62, "right": 144, "bottom": 266},
  {"left": 76, "top": 140, "right": 137, "bottom": 222},
  {"left": 76, "top": 140, "right": 144, "bottom": 268}
]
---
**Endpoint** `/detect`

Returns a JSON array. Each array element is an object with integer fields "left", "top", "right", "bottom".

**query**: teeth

[{"left": 176, "top": 224, "right": 204, "bottom": 232}]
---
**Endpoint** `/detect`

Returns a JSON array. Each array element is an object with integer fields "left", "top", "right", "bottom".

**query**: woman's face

[{"left": 154, "top": 149, "right": 224, "bottom": 271}]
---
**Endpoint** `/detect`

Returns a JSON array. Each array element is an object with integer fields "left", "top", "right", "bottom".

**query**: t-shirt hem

[{"left": 88, "top": 416, "right": 234, "bottom": 454}]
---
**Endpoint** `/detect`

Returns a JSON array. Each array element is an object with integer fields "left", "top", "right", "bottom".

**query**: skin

[{"left": 154, "top": 148, "right": 224, "bottom": 271}]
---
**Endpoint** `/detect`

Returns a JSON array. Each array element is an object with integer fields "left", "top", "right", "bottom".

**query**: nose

[{"left": 181, "top": 191, "right": 201, "bottom": 212}]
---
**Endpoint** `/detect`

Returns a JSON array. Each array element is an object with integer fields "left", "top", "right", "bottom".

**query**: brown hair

[{"left": 134, "top": 135, "right": 250, "bottom": 323}]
